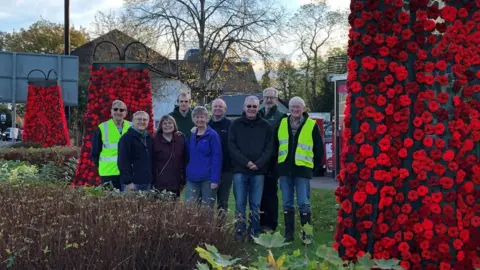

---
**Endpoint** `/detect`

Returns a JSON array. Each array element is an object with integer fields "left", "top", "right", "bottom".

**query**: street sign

[{"left": 0, "top": 52, "right": 79, "bottom": 105}]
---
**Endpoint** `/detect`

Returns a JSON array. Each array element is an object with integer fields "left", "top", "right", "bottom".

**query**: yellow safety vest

[
  {"left": 278, "top": 117, "right": 315, "bottom": 168},
  {"left": 98, "top": 119, "right": 131, "bottom": 176}
]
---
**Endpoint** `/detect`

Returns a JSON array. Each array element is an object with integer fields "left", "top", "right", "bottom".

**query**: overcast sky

[{"left": 0, "top": 0, "right": 349, "bottom": 31}]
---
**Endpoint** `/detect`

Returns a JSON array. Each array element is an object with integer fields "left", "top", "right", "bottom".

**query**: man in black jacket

[
  {"left": 277, "top": 96, "right": 323, "bottom": 242},
  {"left": 118, "top": 111, "right": 153, "bottom": 192},
  {"left": 229, "top": 96, "right": 273, "bottom": 240},
  {"left": 208, "top": 98, "right": 232, "bottom": 213},
  {"left": 259, "top": 87, "right": 286, "bottom": 233}
]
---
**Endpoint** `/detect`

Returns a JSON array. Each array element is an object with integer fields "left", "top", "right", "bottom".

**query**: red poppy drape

[
  {"left": 22, "top": 80, "right": 71, "bottom": 147},
  {"left": 73, "top": 63, "right": 154, "bottom": 186},
  {"left": 335, "top": 1, "right": 479, "bottom": 269}
]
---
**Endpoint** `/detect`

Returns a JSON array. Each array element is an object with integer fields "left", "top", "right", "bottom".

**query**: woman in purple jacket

[
  {"left": 152, "top": 115, "right": 188, "bottom": 198},
  {"left": 185, "top": 106, "right": 222, "bottom": 207}
]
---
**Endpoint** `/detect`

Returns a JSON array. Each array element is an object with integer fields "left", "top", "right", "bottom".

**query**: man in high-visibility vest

[
  {"left": 276, "top": 96, "right": 324, "bottom": 242},
  {"left": 91, "top": 100, "right": 131, "bottom": 190}
]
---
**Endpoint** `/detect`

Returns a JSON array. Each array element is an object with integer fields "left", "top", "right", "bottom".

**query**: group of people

[{"left": 90, "top": 88, "right": 324, "bottom": 242}]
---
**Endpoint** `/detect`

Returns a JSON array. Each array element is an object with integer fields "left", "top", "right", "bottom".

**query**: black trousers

[
  {"left": 100, "top": 175, "right": 121, "bottom": 190},
  {"left": 259, "top": 172, "right": 279, "bottom": 231}
]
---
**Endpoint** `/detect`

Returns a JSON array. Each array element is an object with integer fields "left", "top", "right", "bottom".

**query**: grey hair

[
  {"left": 289, "top": 96, "right": 306, "bottom": 108},
  {"left": 191, "top": 106, "right": 209, "bottom": 119},
  {"left": 111, "top": 100, "right": 127, "bottom": 109},
  {"left": 133, "top": 111, "right": 149, "bottom": 120},
  {"left": 244, "top": 95, "right": 260, "bottom": 105},
  {"left": 212, "top": 98, "right": 227, "bottom": 108},
  {"left": 263, "top": 87, "right": 278, "bottom": 97}
]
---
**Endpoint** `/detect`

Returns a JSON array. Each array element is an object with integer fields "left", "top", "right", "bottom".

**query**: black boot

[
  {"left": 284, "top": 209, "right": 295, "bottom": 242},
  {"left": 300, "top": 212, "right": 312, "bottom": 241}
]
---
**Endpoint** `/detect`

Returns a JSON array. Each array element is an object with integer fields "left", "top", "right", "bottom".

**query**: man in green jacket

[
  {"left": 277, "top": 96, "right": 323, "bottom": 242},
  {"left": 259, "top": 87, "right": 286, "bottom": 233},
  {"left": 169, "top": 92, "right": 194, "bottom": 139}
]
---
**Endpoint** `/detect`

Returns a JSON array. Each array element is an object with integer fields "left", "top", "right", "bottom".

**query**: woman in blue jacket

[{"left": 185, "top": 106, "right": 222, "bottom": 207}]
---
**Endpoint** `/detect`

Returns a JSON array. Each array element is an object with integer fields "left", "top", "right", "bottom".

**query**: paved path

[{"left": 311, "top": 176, "right": 338, "bottom": 190}]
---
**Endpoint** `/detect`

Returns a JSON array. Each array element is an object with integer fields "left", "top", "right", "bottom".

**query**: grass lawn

[{"left": 226, "top": 188, "right": 338, "bottom": 258}]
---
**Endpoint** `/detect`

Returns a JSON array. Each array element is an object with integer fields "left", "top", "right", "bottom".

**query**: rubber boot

[
  {"left": 284, "top": 209, "right": 295, "bottom": 242},
  {"left": 300, "top": 212, "right": 312, "bottom": 241}
]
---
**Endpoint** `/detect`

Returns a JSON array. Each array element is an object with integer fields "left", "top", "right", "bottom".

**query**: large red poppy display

[
  {"left": 22, "top": 80, "right": 71, "bottom": 147},
  {"left": 73, "top": 63, "right": 154, "bottom": 186},
  {"left": 335, "top": 1, "right": 479, "bottom": 269}
]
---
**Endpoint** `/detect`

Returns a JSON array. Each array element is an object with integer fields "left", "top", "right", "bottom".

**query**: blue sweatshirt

[{"left": 186, "top": 127, "right": 222, "bottom": 184}]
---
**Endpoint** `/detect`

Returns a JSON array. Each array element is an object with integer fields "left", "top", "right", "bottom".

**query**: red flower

[
  {"left": 73, "top": 65, "right": 154, "bottom": 186},
  {"left": 23, "top": 83, "right": 70, "bottom": 147}
]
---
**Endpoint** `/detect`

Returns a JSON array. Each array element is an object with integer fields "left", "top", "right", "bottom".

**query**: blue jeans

[
  {"left": 185, "top": 180, "right": 214, "bottom": 207},
  {"left": 233, "top": 173, "right": 264, "bottom": 237},
  {"left": 279, "top": 176, "right": 311, "bottom": 213},
  {"left": 121, "top": 183, "right": 151, "bottom": 192}
]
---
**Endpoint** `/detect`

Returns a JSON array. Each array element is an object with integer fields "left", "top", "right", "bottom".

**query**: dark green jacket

[
  {"left": 260, "top": 105, "right": 286, "bottom": 132},
  {"left": 276, "top": 113, "right": 324, "bottom": 180},
  {"left": 169, "top": 106, "right": 194, "bottom": 139}
]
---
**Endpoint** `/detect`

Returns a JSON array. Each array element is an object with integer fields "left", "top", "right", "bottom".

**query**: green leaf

[
  {"left": 205, "top": 244, "right": 240, "bottom": 267},
  {"left": 357, "top": 253, "right": 375, "bottom": 270},
  {"left": 251, "top": 256, "right": 270, "bottom": 270},
  {"left": 253, "top": 232, "right": 290, "bottom": 249},
  {"left": 196, "top": 263, "right": 210, "bottom": 270},
  {"left": 315, "top": 245, "right": 344, "bottom": 267},
  {"left": 302, "top": 223, "right": 314, "bottom": 236},
  {"left": 374, "top": 258, "right": 403, "bottom": 270}
]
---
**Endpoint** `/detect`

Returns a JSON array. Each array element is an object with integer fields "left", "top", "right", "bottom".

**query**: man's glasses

[
  {"left": 179, "top": 100, "right": 189, "bottom": 103},
  {"left": 264, "top": 96, "right": 277, "bottom": 100},
  {"left": 113, "top": 108, "right": 126, "bottom": 112},
  {"left": 246, "top": 105, "right": 258, "bottom": 109}
]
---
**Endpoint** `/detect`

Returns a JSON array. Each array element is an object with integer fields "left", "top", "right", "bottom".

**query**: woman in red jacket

[{"left": 152, "top": 115, "right": 188, "bottom": 198}]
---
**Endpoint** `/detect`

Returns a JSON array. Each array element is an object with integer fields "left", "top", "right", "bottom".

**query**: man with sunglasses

[
  {"left": 228, "top": 96, "right": 273, "bottom": 241},
  {"left": 91, "top": 100, "right": 131, "bottom": 190}
]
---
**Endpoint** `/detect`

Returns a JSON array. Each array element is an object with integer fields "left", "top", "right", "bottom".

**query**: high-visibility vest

[
  {"left": 98, "top": 119, "right": 131, "bottom": 176},
  {"left": 277, "top": 117, "right": 315, "bottom": 168}
]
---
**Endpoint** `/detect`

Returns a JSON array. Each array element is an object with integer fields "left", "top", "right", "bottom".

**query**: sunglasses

[
  {"left": 179, "top": 100, "right": 189, "bottom": 103},
  {"left": 246, "top": 105, "right": 258, "bottom": 109},
  {"left": 113, "top": 108, "right": 126, "bottom": 112}
]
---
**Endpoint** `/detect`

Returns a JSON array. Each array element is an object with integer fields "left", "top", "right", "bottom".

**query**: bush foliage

[
  {"left": 0, "top": 183, "right": 243, "bottom": 269},
  {"left": 0, "top": 146, "right": 79, "bottom": 165},
  {"left": 0, "top": 158, "right": 78, "bottom": 183}
]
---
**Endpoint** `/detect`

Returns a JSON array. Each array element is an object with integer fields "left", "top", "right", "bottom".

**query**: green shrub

[
  {"left": 0, "top": 146, "right": 79, "bottom": 165},
  {"left": 8, "top": 141, "right": 44, "bottom": 148},
  {"left": 0, "top": 158, "right": 78, "bottom": 183},
  {"left": 38, "top": 157, "right": 78, "bottom": 182},
  {"left": 196, "top": 225, "right": 403, "bottom": 270},
  {"left": 0, "top": 183, "right": 245, "bottom": 269}
]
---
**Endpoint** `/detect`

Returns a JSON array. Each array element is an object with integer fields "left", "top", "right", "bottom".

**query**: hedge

[
  {"left": 0, "top": 183, "right": 243, "bottom": 269},
  {"left": 0, "top": 146, "right": 79, "bottom": 165}
]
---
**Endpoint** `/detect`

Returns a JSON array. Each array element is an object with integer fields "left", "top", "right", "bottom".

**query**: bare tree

[
  {"left": 91, "top": 10, "right": 175, "bottom": 57},
  {"left": 124, "top": 0, "right": 286, "bottom": 103},
  {"left": 289, "top": 1, "right": 347, "bottom": 98}
]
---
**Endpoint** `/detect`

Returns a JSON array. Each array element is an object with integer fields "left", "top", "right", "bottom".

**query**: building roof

[
  {"left": 71, "top": 29, "right": 177, "bottom": 77},
  {"left": 178, "top": 60, "right": 261, "bottom": 93}
]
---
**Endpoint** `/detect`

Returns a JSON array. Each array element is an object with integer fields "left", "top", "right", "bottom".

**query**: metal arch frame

[
  {"left": 26, "top": 69, "right": 47, "bottom": 81},
  {"left": 91, "top": 41, "right": 180, "bottom": 79},
  {"left": 123, "top": 41, "right": 149, "bottom": 61},
  {"left": 47, "top": 69, "right": 58, "bottom": 81},
  {"left": 92, "top": 41, "right": 122, "bottom": 62}
]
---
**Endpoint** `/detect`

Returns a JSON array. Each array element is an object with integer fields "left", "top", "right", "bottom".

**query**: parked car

[{"left": 2, "top": 127, "right": 22, "bottom": 141}]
